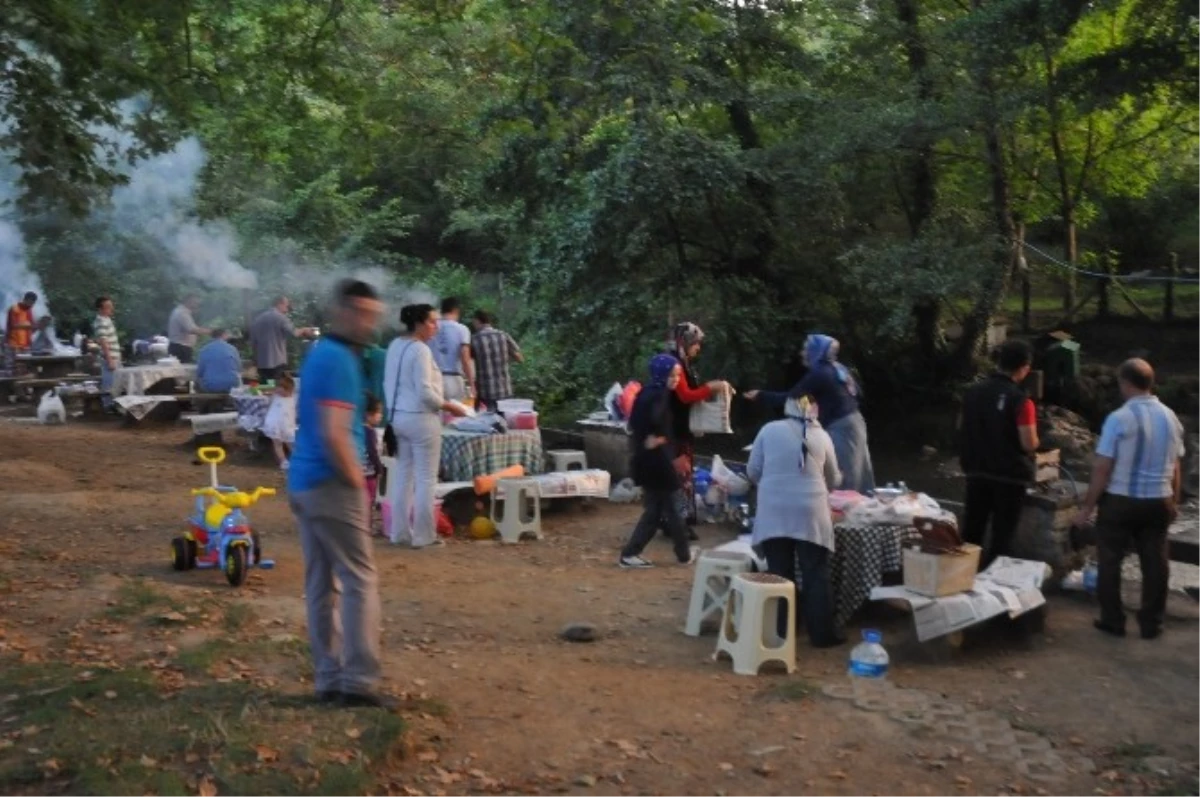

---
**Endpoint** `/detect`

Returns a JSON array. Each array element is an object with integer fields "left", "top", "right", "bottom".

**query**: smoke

[
  {"left": 0, "top": 147, "right": 46, "bottom": 319},
  {"left": 105, "top": 135, "right": 258, "bottom": 290}
]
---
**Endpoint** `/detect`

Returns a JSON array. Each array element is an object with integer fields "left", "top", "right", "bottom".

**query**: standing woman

[
  {"left": 383, "top": 304, "right": 466, "bottom": 548},
  {"left": 747, "top": 333, "right": 876, "bottom": 494},
  {"left": 667, "top": 322, "right": 729, "bottom": 525},
  {"left": 747, "top": 396, "right": 844, "bottom": 647}
]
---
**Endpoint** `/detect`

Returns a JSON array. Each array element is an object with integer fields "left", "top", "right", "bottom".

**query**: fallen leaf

[
  {"left": 104, "top": 690, "right": 117, "bottom": 700},
  {"left": 829, "top": 770, "right": 847, "bottom": 780},
  {"left": 573, "top": 774, "right": 597, "bottom": 787},
  {"left": 140, "top": 754, "right": 158, "bottom": 768},
  {"left": 159, "top": 612, "right": 187, "bottom": 623},
  {"left": 1068, "top": 736, "right": 1084, "bottom": 746},
  {"left": 198, "top": 776, "right": 218, "bottom": 796},
  {"left": 956, "top": 776, "right": 973, "bottom": 786},
  {"left": 345, "top": 727, "right": 362, "bottom": 740},
  {"left": 254, "top": 745, "right": 280, "bottom": 763},
  {"left": 185, "top": 753, "right": 200, "bottom": 764},
  {"left": 69, "top": 697, "right": 97, "bottom": 717},
  {"left": 40, "top": 758, "right": 60, "bottom": 773},
  {"left": 717, "top": 762, "right": 734, "bottom": 772},
  {"left": 417, "top": 751, "right": 439, "bottom": 763},
  {"left": 20, "top": 725, "right": 41, "bottom": 737},
  {"left": 754, "top": 763, "right": 774, "bottom": 777}
]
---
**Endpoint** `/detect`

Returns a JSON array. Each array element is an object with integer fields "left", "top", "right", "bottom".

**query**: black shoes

[
  {"left": 1093, "top": 619, "right": 1126, "bottom": 638},
  {"left": 316, "top": 690, "right": 341, "bottom": 704},
  {"left": 315, "top": 690, "right": 400, "bottom": 710},
  {"left": 1139, "top": 625, "right": 1163, "bottom": 640}
]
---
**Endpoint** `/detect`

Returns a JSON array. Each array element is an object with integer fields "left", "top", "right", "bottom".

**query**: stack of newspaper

[{"left": 870, "top": 556, "right": 1049, "bottom": 642}]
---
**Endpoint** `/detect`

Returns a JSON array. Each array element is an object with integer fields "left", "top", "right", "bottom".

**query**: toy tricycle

[{"left": 171, "top": 446, "right": 277, "bottom": 587}]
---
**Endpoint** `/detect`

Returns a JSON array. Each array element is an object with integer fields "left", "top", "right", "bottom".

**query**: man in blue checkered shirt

[
  {"left": 470, "top": 309, "right": 523, "bottom": 411},
  {"left": 1075, "top": 358, "right": 1185, "bottom": 640}
]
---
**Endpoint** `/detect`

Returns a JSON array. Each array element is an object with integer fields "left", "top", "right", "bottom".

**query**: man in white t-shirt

[{"left": 430, "top": 297, "right": 474, "bottom": 402}]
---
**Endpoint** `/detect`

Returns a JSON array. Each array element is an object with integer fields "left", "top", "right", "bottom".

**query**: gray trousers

[
  {"left": 440, "top": 373, "right": 467, "bottom": 402},
  {"left": 289, "top": 478, "right": 382, "bottom": 695}
]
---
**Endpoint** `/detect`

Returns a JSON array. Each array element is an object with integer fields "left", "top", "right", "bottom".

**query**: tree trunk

[
  {"left": 895, "top": 0, "right": 940, "bottom": 367},
  {"left": 1041, "top": 37, "right": 1078, "bottom": 311}
]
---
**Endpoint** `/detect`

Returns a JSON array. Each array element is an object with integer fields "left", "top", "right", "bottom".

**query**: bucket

[
  {"left": 508, "top": 410, "right": 538, "bottom": 431},
  {"left": 497, "top": 398, "right": 534, "bottom": 416}
]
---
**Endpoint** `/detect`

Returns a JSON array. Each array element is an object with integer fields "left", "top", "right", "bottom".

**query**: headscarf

[
  {"left": 648, "top": 353, "right": 680, "bottom": 388},
  {"left": 784, "top": 395, "right": 817, "bottom": 470},
  {"left": 804, "top": 333, "right": 858, "bottom": 397},
  {"left": 670, "top": 322, "right": 704, "bottom": 387}
]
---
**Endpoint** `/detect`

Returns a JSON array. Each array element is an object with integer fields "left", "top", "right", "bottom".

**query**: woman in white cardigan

[
  {"left": 747, "top": 396, "right": 844, "bottom": 647},
  {"left": 384, "top": 304, "right": 467, "bottom": 548}
]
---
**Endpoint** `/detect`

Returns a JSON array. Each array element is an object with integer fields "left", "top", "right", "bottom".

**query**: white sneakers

[{"left": 619, "top": 546, "right": 700, "bottom": 569}]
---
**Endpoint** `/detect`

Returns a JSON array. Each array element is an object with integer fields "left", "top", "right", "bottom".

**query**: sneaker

[
  {"left": 279, "top": 459, "right": 290, "bottom": 472},
  {"left": 619, "top": 555, "right": 654, "bottom": 569},
  {"left": 680, "top": 546, "right": 701, "bottom": 565}
]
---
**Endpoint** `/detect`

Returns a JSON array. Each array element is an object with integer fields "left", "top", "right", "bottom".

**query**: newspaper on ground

[{"left": 870, "top": 556, "right": 1049, "bottom": 642}]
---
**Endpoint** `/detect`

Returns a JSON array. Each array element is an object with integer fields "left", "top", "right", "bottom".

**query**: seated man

[
  {"left": 29, "top": 316, "right": 56, "bottom": 356},
  {"left": 195, "top": 329, "right": 243, "bottom": 393}
]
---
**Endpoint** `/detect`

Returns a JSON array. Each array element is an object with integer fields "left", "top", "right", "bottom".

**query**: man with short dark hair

[
  {"left": 167, "top": 294, "right": 210, "bottom": 363},
  {"left": 249, "top": 296, "right": 318, "bottom": 381},
  {"left": 288, "top": 279, "right": 394, "bottom": 709},
  {"left": 958, "top": 340, "right": 1039, "bottom": 569},
  {"left": 93, "top": 296, "right": 121, "bottom": 411},
  {"left": 195, "top": 328, "right": 242, "bottom": 393},
  {"left": 431, "top": 297, "right": 474, "bottom": 402},
  {"left": 471, "top": 309, "right": 523, "bottom": 412},
  {"left": 1074, "top": 358, "right": 1185, "bottom": 640},
  {"left": 5, "top": 291, "right": 37, "bottom": 351}
]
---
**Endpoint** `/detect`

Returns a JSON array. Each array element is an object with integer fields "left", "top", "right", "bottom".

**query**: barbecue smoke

[{"left": 0, "top": 146, "right": 46, "bottom": 319}]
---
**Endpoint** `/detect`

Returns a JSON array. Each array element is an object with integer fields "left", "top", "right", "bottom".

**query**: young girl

[
  {"left": 363, "top": 395, "right": 385, "bottom": 535},
  {"left": 262, "top": 375, "right": 297, "bottom": 471}
]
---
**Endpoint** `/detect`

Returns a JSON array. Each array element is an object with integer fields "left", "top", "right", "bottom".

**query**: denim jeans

[
  {"left": 99, "top": 359, "right": 116, "bottom": 409},
  {"left": 759, "top": 537, "right": 837, "bottom": 646},
  {"left": 622, "top": 488, "right": 691, "bottom": 563}
]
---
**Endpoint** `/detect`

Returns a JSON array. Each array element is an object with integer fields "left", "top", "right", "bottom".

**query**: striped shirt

[
  {"left": 93, "top": 314, "right": 121, "bottom": 364},
  {"left": 1096, "top": 395, "right": 1185, "bottom": 499}
]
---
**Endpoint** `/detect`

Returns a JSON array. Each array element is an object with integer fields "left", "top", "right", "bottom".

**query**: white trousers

[{"left": 389, "top": 412, "right": 443, "bottom": 547}]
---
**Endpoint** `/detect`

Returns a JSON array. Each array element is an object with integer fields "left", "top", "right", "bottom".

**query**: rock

[{"left": 559, "top": 623, "right": 598, "bottom": 643}]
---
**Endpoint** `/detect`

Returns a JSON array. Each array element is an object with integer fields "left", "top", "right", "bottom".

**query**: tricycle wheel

[
  {"left": 224, "top": 545, "right": 249, "bottom": 587},
  {"left": 185, "top": 539, "right": 198, "bottom": 569},
  {"left": 171, "top": 538, "right": 189, "bottom": 572},
  {"left": 251, "top": 531, "right": 262, "bottom": 566}
]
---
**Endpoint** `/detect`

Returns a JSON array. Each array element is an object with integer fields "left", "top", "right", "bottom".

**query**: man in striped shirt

[
  {"left": 1075, "top": 359, "right": 1185, "bottom": 640},
  {"left": 93, "top": 296, "right": 121, "bottom": 411}
]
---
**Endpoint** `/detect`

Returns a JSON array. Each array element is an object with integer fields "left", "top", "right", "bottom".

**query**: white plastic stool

[
  {"left": 490, "top": 478, "right": 543, "bottom": 544},
  {"left": 684, "top": 551, "right": 753, "bottom": 636},
  {"left": 547, "top": 449, "right": 588, "bottom": 472},
  {"left": 713, "top": 572, "right": 796, "bottom": 676}
]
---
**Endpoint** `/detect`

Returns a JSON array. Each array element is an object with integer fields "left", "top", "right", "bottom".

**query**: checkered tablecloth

[
  {"left": 111, "top": 364, "right": 196, "bottom": 397},
  {"left": 440, "top": 429, "right": 544, "bottom": 482},
  {"left": 833, "top": 524, "right": 921, "bottom": 629},
  {"left": 232, "top": 393, "right": 271, "bottom": 433}
]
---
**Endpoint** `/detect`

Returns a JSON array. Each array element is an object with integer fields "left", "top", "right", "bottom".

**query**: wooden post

[{"left": 1165, "top": 252, "right": 1178, "bottom": 321}]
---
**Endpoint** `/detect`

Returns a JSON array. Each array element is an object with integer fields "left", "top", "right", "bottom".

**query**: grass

[
  {"left": 104, "top": 579, "right": 184, "bottom": 621},
  {"left": 765, "top": 678, "right": 818, "bottom": 702},
  {"left": 222, "top": 603, "right": 257, "bottom": 632},
  {"left": 1113, "top": 740, "right": 1166, "bottom": 760},
  {"left": 0, "top": 658, "right": 407, "bottom": 796}
]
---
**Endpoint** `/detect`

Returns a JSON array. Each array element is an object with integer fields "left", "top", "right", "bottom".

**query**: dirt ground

[{"left": 0, "top": 420, "right": 1197, "bottom": 796}]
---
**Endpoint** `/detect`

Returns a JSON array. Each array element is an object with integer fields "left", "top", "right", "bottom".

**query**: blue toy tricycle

[{"left": 171, "top": 447, "right": 276, "bottom": 587}]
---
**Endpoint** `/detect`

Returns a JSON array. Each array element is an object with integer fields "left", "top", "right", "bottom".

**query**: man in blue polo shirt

[
  {"left": 1075, "top": 358, "right": 1185, "bottom": 640},
  {"left": 288, "top": 278, "right": 393, "bottom": 709}
]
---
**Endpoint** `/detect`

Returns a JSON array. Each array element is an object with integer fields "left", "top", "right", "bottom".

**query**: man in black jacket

[{"left": 959, "top": 340, "right": 1039, "bottom": 569}]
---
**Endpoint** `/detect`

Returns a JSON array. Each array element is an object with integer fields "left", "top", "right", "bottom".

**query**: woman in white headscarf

[{"left": 747, "top": 396, "right": 844, "bottom": 648}]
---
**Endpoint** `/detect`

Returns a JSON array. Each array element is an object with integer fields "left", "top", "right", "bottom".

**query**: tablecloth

[
  {"left": 832, "top": 523, "right": 921, "bottom": 629},
  {"left": 440, "top": 429, "right": 544, "bottom": 482},
  {"left": 232, "top": 393, "right": 271, "bottom": 433},
  {"left": 111, "top": 364, "right": 196, "bottom": 398}
]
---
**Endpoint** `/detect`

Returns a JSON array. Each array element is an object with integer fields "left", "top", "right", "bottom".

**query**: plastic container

[
  {"left": 1082, "top": 560, "right": 1098, "bottom": 595},
  {"left": 508, "top": 410, "right": 538, "bottom": 430},
  {"left": 497, "top": 398, "right": 534, "bottom": 416},
  {"left": 848, "top": 629, "right": 890, "bottom": 701}
]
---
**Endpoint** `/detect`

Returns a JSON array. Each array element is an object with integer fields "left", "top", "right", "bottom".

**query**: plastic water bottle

[
  {"left": 848, "top": 629, "right": 890, "bottom": 702},
  {"left": 1082, "top": 560, "right": 1098, "bottom": 595}
]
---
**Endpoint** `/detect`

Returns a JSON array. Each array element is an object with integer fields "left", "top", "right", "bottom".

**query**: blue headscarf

[
  {"left": 648, "top": 353, "right": 680, "bottom": 387},
  {"left": 805, "top": 333, "right": 858, "bottom": 396}
]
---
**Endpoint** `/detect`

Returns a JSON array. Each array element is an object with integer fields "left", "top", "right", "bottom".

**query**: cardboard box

[{"left": 902, "top": 544, "right": 981, "bottom": 598}]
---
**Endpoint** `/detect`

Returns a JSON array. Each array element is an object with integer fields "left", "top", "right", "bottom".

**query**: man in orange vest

[{"left": 5, "top": 292, "right": 37, "bottom": 352}]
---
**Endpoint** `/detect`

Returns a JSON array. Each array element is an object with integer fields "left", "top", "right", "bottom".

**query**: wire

[{"left": 1019, "top": 240, "right": 1200, "bottom": 285}]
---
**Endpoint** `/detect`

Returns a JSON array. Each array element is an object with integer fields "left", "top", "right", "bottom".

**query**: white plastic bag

[
  {"left": 609, "top": 478, "right": 642, "bottom": 503},
  {"left": 37, "top": 390, "right": 66, "bottom": 425},
  {"left": 603, "top": 382, "right": 623, "bottom": 420},
  {"left": 710, "top": 455, "right": 751, "bottom": 498},
  {"left": 690, "top": 383, "right": 734, "bottom": 434}
]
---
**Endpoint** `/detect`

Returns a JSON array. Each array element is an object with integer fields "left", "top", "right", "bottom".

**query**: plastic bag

[
  {"left": 689, "top": 384, "right": 734, "bottom": 434},
  {"left": 710, "top": 455, "right": 751, "bottom": 498},
  {"left": 609, "top": 478, "right": 642, "bottom": 503},
  {"left": 37, "top": 390, "right": 66, "bottom": 425},
  {"left": 603, "top": 382, "right": 623, "bottom": 420}
]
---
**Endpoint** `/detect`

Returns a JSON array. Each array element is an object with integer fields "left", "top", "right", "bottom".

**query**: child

[
  {"left": 262, "top": 375, "right": 297, "bottom": 471},
  {"left": 363, "top": 395, "right": 385, "bottom": 535}
]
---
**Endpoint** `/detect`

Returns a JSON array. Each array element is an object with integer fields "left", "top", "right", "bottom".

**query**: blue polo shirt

[
  {"left": 1096, "top": 395, "right": 1185, "bottom": 499},
  {"left": 288, "top": 337, "right": 366, "bottom": 492}
]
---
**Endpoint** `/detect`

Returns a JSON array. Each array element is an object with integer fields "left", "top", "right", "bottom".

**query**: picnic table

[
  {"left": 111, "top": 363, "right": 197, "bottom": 398},
  {"left": 831, "top": 523, "right": 921, "bottom": 629},
  {"left": 16, "top": 354, "right": 78, "bottom": 380},
  {"left": 440, "top": 428, "right": 544, "bottom": 482}
]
